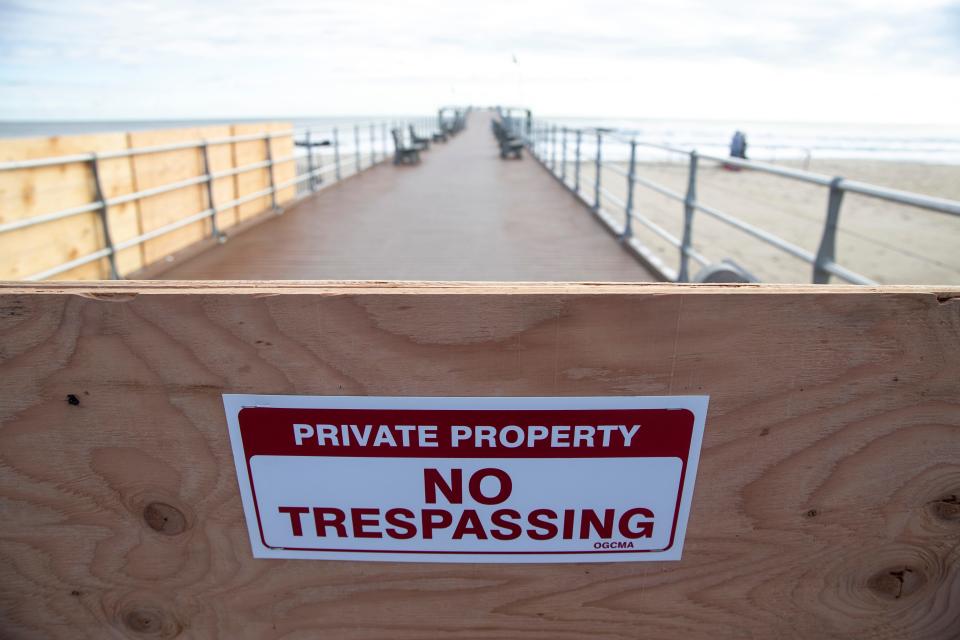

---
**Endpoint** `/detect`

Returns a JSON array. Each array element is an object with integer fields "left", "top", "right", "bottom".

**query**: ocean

[
  {"left": 549, "top": 117, "right": 960, "bottom": 165},
  {"left": 1, "top": 115, "right": 959, "bottom": 165}
]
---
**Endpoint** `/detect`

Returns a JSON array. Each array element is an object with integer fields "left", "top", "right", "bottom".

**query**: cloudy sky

[{"left": 1, "top": 0, "right": 958, "bottom": 123}]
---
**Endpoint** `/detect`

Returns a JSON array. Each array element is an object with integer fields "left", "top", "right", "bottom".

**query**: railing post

[
  {"left": 814, "top": 177, "right": 845, "bottom": 283},
  {"left": 678, "top": 151, "right": 699, "bottom": 282},
  {"left": 200, "top": 141, "right": 225, "bottom": 242},
  {"left": 354, "top": 124, "right": 361, "bottom": 172},
  {"left": 560, "top": 127, "right": 567, "bottom": 184},
  {"left": 622, "top": 140, "right": 637, "bottom": 240},
  {"left": 89, "top": 154, "right": 120, "bottom": 279},
  {"left": 382, "top": 123, "right": 388, "bottom": 159},
  {"left": 574, "top": 130, "right": 582, "bottom": 193},
  {"left": 550, "top": 125, "right": 557, "bottom": 171},
  {"left": 333, "top": 127, "right": 341, "bottom": 181},
  {"left": 264, "top": 133, "right": 280, "bottom": 213},
  {"left": 304, "top": 130, "right": 317, "bottom": 192},
  {"left": 369, "top": 123, "right": 376, "bottom": 164},
  {"left": 593, "top": 131, "right": 603, "bottom": 211}
]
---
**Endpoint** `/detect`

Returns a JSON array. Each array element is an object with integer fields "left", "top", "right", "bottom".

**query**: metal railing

[
  {"left": 525, "top": 121, "right": 960, "bottom": 284},
  {"left": 0, "top": 116, "right": 443, "bottom": 280}
]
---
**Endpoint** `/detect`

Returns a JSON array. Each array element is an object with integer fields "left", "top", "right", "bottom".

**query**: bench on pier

[
  {"left": 431, "top": 128, "right": 448, "bottom": 143},
  {"left": 440, "top": 114, "right": 465, "bottom": 136},
  {"left": 408, "top": 125, "right": 431, "bottom": 150},
  {"left": 491, "top": 119, "right": 524, "bottom": 159},
  {"left": 391, "top": 128, "right": 422, "bottom": 165}
]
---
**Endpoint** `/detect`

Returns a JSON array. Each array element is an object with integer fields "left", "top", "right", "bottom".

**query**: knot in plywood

[
  {"left": 143, "top": 502, "right": 187, "bottom": 536},
  {"left": 117, "top": 602, "right": 182, "bottom": 638}
]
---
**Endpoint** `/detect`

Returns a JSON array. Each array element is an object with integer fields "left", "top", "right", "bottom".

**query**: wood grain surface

[{"left": 0, "top": 282, "right": 958, "bottom": 639}]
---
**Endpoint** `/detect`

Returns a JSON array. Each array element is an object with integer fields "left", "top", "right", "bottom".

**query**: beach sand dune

[{"left": 572, "top": 159, "right": 960, "bottom": 284}]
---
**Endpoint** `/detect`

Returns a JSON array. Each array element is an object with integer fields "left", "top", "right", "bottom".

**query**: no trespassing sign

[{"left": 223, "top": 395, "right": 709, "bottom": 563}]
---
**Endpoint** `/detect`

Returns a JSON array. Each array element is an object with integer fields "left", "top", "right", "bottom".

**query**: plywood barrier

[
  {"left": 208, "top": 129, "right": 240, "bottom": 231},
  {"left": 0, "top": 281, "right": 958, "bottom": 639},
  {"left": 230, "top": 122, "right": 296, "bottom": 222},
  {"left": 0, "top": 124, "right": 296, "bottom": 280},
  {"left": 0, "top": 133, "right": 134, "bottom": 279}
]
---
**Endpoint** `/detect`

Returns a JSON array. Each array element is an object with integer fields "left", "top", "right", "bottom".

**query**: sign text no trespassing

[{"left": 223, "top": 396, "right": 709, "bottom": 563}]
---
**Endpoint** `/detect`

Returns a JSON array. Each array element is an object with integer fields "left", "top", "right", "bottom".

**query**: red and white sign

[{"left": 223, "top": 395, "right": 708, "bottom": 563}]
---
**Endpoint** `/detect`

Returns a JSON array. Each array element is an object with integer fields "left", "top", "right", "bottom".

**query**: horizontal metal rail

[
  {"left": 632, "top": 174, "right": 685, "bottom": 202},
  {"left": 108, "top": 175, "right": 210, "bottom": 207},
  {"left": 0, "top": 201, "right": 102, "bottom": 235},
  {"left": 529, "top": 120, "right": 959, "bottom": 284},
  {"left": 628, "top": 210, "right": 710, "bottom": 267},
  {"left": 598, "top": 186, "right": 626, "bottom": 209},
  {"left": 698, "top": 152, "right": 836, "bottom": 186},
  {"left": 210, "top": 156, "right": 290, "bottom": 181},
  {"left": 0, "top": 153, "right": 299, "bottom": 235},
  {"left": 3, "top": 115, "right": 441, "bottom": 280},
  {"left": 113, "top": 208, "right": 215, "bottom": 253},
  {"left": 217, "top": 187, "right": 276, "bottom": 212},
  {"left": 837, "top": 178, "right": 960, "bottom": 216},
  {"left": 601, "top": 162, "right": 629, "bottom": 178},
  {"left": 275, "top": 164, "right": 341, "bottom": 191},
  {"left": 0, "top": 130, "right": 297, "bottom": 172},
  {"left": 693, "top": 201, "right": 817, "bottom": 266},
  {"left": 24, "top": 247, "right": 114, "bottom": 282}
]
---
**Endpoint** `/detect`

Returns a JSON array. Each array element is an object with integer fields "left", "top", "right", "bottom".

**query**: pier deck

[{"left": 157, "top": 112, "right": 653, "bottom": 281}]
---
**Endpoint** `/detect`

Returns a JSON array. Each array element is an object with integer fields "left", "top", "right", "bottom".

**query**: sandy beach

[{"left": 570, "top": 158, "right": 960, "bottom": 284}]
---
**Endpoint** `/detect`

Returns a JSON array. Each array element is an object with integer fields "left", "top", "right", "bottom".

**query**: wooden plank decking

[{"left": 157, "top": 112, "right": 653, "bottom": 281}]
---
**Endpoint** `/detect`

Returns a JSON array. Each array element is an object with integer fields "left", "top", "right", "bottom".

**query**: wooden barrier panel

[
  {"left": 0, "top": 133, "right": 137, "bottom": 279},
  {"left": 127, "top": 127, "right": 212, "bottom": 265},
  {"left": 269, "top": 124, "right": 297, "bottom": 206},
  {"left": 0, "top": 282, "right": 958, "bottom": 639},
  {"left": 206, "top": 128, "right": 240, "bottom": 231},
  {"left": 0, "top": 124, "right": 297, "bottom": 280}
]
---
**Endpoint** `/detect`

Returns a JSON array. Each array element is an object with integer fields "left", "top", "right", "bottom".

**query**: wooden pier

[{"left": 156, "top": 112, "right": 654, "bottom": 281}]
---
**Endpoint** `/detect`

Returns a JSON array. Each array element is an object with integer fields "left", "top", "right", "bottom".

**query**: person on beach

[
  {"left": 724, "top": 130, "right": 748, "bottom": 171},
  {"left": 730, "top": 130, "right": 748, "bottom": 159}
]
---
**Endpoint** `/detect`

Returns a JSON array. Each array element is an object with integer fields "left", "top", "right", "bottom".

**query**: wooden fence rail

[
  {"left": 0, "top": 124, "right": 295, "bottom": 280},
  {"left": 0, "top": 282, "right": 958, "bottom": 639}
]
